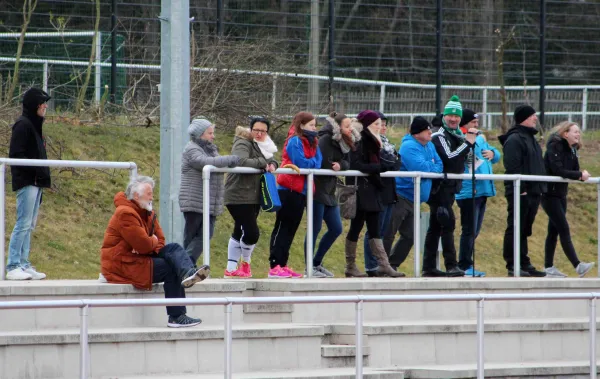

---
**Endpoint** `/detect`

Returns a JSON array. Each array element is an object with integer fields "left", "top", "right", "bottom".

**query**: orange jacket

[{"left": 100, "top": 192, "right": 165, "bottom": 290}]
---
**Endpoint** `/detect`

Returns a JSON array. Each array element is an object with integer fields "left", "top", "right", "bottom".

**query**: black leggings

[
  {"left": 347, "top": 210, "right": 380, "bottom": 242},
  {"left": 227, "top": 204, "right": 261, "bottom": 245},
  {"left": 269, "top": 189, "right": 306, "bottom": 268},
  {"left": 542, "top": 196, "right": 580, "bottom": 268}
]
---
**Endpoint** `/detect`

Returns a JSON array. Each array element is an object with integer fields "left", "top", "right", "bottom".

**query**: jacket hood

[
  {"left": 23, "top": 88, "right": 50, "bottom": 114},
  {"left": 546, "top": 132, "right": 577, "bottom": 150},
  {"left": 114, "top": 191, "right": 149, "bottom": 218},
  {"left": 498, "top": 124, "right": 539, "bottom": 146},
  {"left": 234, "top": 126, "right": 253, "bottom": 141},
  {"left": 318, "top": 121, "right": 334, "bottom": 137}
]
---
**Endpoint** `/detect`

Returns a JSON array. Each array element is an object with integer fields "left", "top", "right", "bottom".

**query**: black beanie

[
  {"left": 514, "top": 105, "right": 536, "bottom": 125},
  {"left": 22, "top": 87, "right": 51, "bottom": 114},
  {"left": 431, "top": 114, "right": 443, "bottom": 128},
  {"left": 410, "top": 116, "right": 431, "bottom": 135},
  {"left": 460, "top": 109, "right": 478, "bottom": 127}
]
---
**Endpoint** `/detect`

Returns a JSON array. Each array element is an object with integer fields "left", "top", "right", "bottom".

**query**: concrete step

[
  {"left": 243, "top": 303, "right": 294, "bottom": 323},
  {"left": 114, "top": 367, "right": 404, "bottom": 378},
  {"left": 320, "top": 344, "right": 371, "bottom": 368},
  {"left": 0, "top": 323, "right": 324, "bottom": 378},
  {"left": 399, "top": 360, "right": 596, "bottom": 378}
]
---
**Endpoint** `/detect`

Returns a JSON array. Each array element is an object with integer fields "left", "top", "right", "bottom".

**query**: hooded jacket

[
  {"left": 396, "top": 134, "right": 444, "bottom": 203},
  {"left": 544, "top": 134, "right": 581, "bottom": 198},
  {"left": 499, "top": 125, "right": 547, "bottom": 196},
  {"left": 100, "top": 192, "right": 166, "bottom": 290},
  {"left": 224, "top": 126, "right": 279, "bottom": 205},
  {"left": 9, "top": 88, "right": 52, "bottom": 191},
  {"left": 277, "top": 127, "right": 322, "bottom": 195},
  {"left": 456, "top": 134, "right": 501, "bottom": 200}
]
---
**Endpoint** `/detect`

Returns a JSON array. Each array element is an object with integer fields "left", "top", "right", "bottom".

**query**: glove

[
  {"left": 283, "top": 164, "right": 301, "bottom": 174},
  {"left": 227, "top": 155, "right": 240, "bottom": 168}
]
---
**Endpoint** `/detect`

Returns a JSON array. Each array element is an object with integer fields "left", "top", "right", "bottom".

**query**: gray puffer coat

[{"left": 178, "top": 139, "right": 238, "bottom": 215}]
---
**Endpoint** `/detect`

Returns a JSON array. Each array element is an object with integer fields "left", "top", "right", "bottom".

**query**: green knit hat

[{"left": 444, "top": 95, "right": 463, "bottom": 118}]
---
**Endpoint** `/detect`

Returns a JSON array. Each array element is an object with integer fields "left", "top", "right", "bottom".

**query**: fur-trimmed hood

[{"left": 234, "top": 125, "right": 253, "bottom": 141}]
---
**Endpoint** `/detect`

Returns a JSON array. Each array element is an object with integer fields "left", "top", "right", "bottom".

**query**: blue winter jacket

[
  {"left": 456, "top": 135, "right": 501, "bottom": 200},
  {"left": 395, "top": 134, "right": 443, "bottom": 203},
  {"left": 277, "top": 135, "right": 323, "bottom": 195}
]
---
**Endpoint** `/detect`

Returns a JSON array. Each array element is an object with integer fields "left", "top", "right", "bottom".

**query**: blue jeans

[
  {"left": 456, "top": 197, "right": 487, "bottom": 270},
  {"left": 152, "top": 243, "right": 196, "bottom": 317},
  {"left": 7, "top": 186, "right": 42, "bottom": 271},
  {"left": 363, "top": 203, "right": 393, "bottom": 271},
  {"left": 305, "top": 201, "right": 343, "bottom": 267}
]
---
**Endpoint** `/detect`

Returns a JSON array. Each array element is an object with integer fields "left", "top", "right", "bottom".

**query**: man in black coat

[
  {"left": 6, "top": 88, "right": 51, "bottom": 280},
  {"left": 498, "top": 105, "right": 547, "bottom": 277}
]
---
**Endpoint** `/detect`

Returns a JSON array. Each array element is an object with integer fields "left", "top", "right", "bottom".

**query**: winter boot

[
  {"left": 368, "top": 239, "right": 404, "bottom": 278},
  {"left": 345, "top": 239, "right": 367, "bottom": 277}
]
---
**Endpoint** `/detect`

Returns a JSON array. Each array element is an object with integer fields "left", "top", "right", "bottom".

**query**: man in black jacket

[
  {"left": 6, "top": 88, "right": 51, "bottom": 280},
  {"left": 499, "top": 105, "right": 547, "bottom": 277},
  {"left": 423, "top": 95, "right": 477, "bottom": 277}
]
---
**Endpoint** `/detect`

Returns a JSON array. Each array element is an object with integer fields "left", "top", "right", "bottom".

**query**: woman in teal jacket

[{"left": 456, "top": 132, "right": 501, "bottom": 277}]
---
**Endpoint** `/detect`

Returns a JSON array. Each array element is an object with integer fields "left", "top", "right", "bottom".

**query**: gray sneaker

[
  {"left": 315, "top": 265, "right": 334, "bottom": 278},
  {"left": 544, "top": 266, "right": 567, "bottom": 278},
  {"left": 576, "top": 262, "right": 595, "bottom": 278},
  {"left": 306, "top": 268, "right": 327, "bottom": 278}
]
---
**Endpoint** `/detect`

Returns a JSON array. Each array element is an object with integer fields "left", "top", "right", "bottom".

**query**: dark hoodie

[
  {"left": 544, "top": 134, "right": 581, "bottom": 198},
  {"left": 499, "top": 125, "right": 547, "bottom": 196},
  {"left": 9, "top": 88, "right": 52, "bottom": 191}
]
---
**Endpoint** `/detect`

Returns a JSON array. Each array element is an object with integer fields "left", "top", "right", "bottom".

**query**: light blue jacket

[
  {"left": 395, "top": 134, "right": 443, "bottom": 203},
  {"left": 456, "top": 135, "right": 501, "bottom": 200}
]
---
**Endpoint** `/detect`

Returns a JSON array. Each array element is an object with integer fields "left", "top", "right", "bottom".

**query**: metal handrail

[
  {"left": 0, "top": 158, "right": 138, "bottom": 280},
  {"left": 202, "top": 166, "right": 600, "bottom": 278},
  {"left": 0, "top": 292, "right": 598, "bottom": 379}
]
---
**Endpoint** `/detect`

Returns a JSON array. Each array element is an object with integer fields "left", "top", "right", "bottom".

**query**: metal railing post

[
  {"left": 129, "top": 163, "right": 138, "bottom": 181},
  {"left": 379, "top": 84, "right": 386, "bottom": 112},
  {"left": 355, "top": 300, "right": 364, "bottom": 379},
  {"left": 306, "top": 172, "right": 314, "bottom": 278},
  {"left": 0, "top": 163, "right": 5, "bottom": 280},
  {"left": 513, "top": 179, "right": 521, "bottom": 277},
  {"left": 589, "top": 298, "right": 597, "bottom": 379},
  {"left": 80, "top": 305, "right": 90, "bottom": 379},
  {"left": 582, "top": 88, "right": 588, "bottom": 131},
  {"left": 482, "top": 88, "right": 488, "bottom": 130},
  {"left": 413, "top": 175, "right": 421, "bottom": 278},
  {"left": 202, "top": 166, "right": 214, "bottom": 268},
  {"left": 224, "top": 302, "right": 233, "bottom": 379},
  {"left": 477, "top": 299, "right": 485, "bottom": 379}
]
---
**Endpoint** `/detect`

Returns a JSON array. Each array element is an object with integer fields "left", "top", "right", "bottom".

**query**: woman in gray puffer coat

[{"left": 179, "top": 118, "right": 239, "bottom": 264}]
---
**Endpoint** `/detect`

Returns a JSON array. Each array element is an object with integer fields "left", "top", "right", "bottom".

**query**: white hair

[{"left": 126, "top": 175, "right": 155, "bottom": 200}]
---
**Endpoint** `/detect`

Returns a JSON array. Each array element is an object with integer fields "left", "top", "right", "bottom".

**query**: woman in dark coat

[
  {"left": 542, "top": 121, "right": 594, "bottom": 278},
  {"left": 344, "top": 110, "right": 402, "bottom": 278}
]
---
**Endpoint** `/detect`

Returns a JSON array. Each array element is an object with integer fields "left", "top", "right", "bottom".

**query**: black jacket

[
  {"left": 9, "top": 106, "right": 51, "bottom": 192},
  {"left": 544, "top": 134, "right": 581, "bottom": 198},
  {"left": 314, "top": 121, "right": 351, "bottom": 206},
  {"left": 379, "top": 141, "right": 401, "bottom": 205},
  {"left": 429, "top": 126, "right": 472, "bottom": 203},
  {"left": 499, "top": 125, "right": 547, "bottom": 196}
]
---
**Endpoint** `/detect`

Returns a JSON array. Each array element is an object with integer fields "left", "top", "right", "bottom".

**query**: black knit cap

[
  {"left": 250, "top": 116, "right": 271, "bottom": 132},
  {"left": 514, "top": 105, "right": 536, "bottom": 125},
  {"left": 22, "top": 87, "right": 51, "bottom": 114},
  {"left": 410, "top": 116, "right": 431, "bottom": 135},
  {"left": 431, "top": 114, "right": 443, "bottom": 128},
  {"left": 460, "top": 109, "right": 478, "bottom": 127}
]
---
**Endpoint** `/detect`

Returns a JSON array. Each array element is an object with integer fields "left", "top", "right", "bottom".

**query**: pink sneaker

[
  {"left": 240, "top": 262, "right": 253, "bottom": 278},
  {"left": 268, "top": 265, "right": 291, "bottom": 279},
  {"left": 282, "top": 266, "right": 303, "bottom": 279},
  {"left": 224, "top": 268, "right": 247, "bottom": 278}
]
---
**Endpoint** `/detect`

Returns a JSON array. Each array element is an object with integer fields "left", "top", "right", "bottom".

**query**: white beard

[{"left": 139, "top": 200, "right": 153, "bottom": 212}]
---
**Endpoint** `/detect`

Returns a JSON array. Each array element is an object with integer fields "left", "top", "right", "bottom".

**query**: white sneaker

[
  {"left": 544, "top": 266, "right": 567, "bottom": 278},
  {"left": 6, "top": 268, "right": 32, "bottom": 280},
  {"left": 576, "top": 262, "right": 595, "bottom": 278},
  {"left": 98, "top": 273, "right": 108, "bottom": 283},
  {"left": 24, "top": 267, "right": 46, "bottom": 280}
]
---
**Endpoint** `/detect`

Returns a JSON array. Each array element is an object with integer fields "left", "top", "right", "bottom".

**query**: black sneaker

[
  {"left": 446, "top": 267, "right": 465, "bottom": 277},
  {"left": 422, "top": 268, "right": 447, "bottom": 277},
  {"left": 167, "top": 314, "right": 202, "bottom": 328},
  {"left": 523, "top": 265, "right": 547, "bottom": 277},
  {"left": 507, "top": 269, "right": 532, "bottom": 277},
  {"left": 181, "top": 265, "right": 211, "bottom": 288}
]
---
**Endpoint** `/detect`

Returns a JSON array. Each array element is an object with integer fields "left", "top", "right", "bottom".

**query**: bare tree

[
  {"left": 495, "top": 26, "right": 516, "bottom": 133},
  {"left": 75, "top": 0, "right": 101, "bottom": 113}
]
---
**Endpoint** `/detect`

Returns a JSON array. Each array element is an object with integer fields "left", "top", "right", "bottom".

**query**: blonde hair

[{"left": 548, "top": 121, "right": 582, "bottom": 149}]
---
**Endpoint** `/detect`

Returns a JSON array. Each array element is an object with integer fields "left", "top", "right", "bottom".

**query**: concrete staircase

[{"left": 1, "top": 278, "right": 600, "bottom": 378}]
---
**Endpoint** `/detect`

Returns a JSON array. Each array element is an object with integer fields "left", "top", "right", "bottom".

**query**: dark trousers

[
  {"left": 383, "top": 196, "right": 415, "bottom": 269},
  {"left": 152, "top": 243, "right": 195, "bottom": 317},
  {"left": 269, "top": 189, "right": 306, "bottom": 268},
  {"left": 503, "top": 194, "right": 540, "bottom": 270},
  {"left": 456, "top": 197, "right": 488, "bottom": 270},
  {"left": 363, "top": 203, "right": 393, "bottom": 271},
  {"left": 347, "top": 210, "right": 380, "bottom": 242},
  {"left": 183, "top": 212, "right": 215, "bottom": 265},
  {"left": 423, "top": 197, "right": 458, "bottom": 272},
  {"left": 542, "top": 196, "right": 580, "bottom": 268},
  {"left": 227, "top": 204, "right": 261, "bottom": 245}
]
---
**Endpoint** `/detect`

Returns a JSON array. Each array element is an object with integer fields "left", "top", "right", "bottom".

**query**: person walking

[
  {"left": 542, "top": 121, "right": 594, "bottom": 278},
  {"left": 224, "top": 117, "right": 278, "bottom": 278}
]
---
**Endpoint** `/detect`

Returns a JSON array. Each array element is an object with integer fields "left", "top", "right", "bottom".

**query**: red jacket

[{"left": 277, "top": 126, "right": 321, "bottom": 194}]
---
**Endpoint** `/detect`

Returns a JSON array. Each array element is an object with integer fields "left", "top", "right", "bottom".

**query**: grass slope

[{"left": 4, "top": 121, "right": 599, "bottom": 279}]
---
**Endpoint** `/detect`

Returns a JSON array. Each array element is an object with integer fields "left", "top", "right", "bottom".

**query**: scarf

[
  {"left": 255, "top": 135, "right": 278, "bottom": 159},
  {"left": 302, "top": 129, "right": 318, "bottom": 145},
  {"left": 442, "top": 119, "right": 464, "bottom": 137},
  {"left": 380, "top": 135, "right": 396, "bottom": 155}
]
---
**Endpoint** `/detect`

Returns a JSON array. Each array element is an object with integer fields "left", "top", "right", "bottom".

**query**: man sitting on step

[{"left": 100, "top": 175, "right": 210, "bottom": 328}]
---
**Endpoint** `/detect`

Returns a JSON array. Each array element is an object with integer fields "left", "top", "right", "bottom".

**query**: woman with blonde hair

[{"left": 542, "top": 121, "right": 594, "bottom": 277}]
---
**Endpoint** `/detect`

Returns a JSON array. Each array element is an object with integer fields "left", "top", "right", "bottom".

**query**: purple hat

[{"left": 357, "top": 110, "right": 380, "bottom": 129}]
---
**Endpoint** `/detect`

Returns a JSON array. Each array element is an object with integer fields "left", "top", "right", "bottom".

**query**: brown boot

[
  {"left": 345, "top": 239, "right": 367, "bottom": 278},
  {"left": 368, "top": 239, "right": 405, "bottom": 278}
]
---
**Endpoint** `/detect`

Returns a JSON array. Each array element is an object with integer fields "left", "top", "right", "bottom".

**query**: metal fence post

[
  {"left": 355, "top": 300, "right": 364, "bottom": 379},
  {"left": 482, "top": 88, "right": 488, "bottom": 130},
  {"left": 0, "top": 163, "right": 5, "bottom": 280},
  {"left": 271, "top": 75, "right": 277, "bottom": 112},
  {"left": 413, "top": 175, "right": 421, "bottom": 278},
  {"left": 80, "top": 305, "right": 90, "bottom": 379},
  {"left": 589, "top": 297, "right": 597, "bottom": 379},
  {"left": 379, "top": 85, "right": 386, "bottom": 113},
  {"left": 224, "top": 302, "right": 233, "bottom": 379},
  {"left": 513, "top": 179, "right": 521, "bottom": 277},
  {"left": 43, "top": 61, "right": 49, "bottom": 94},
  {"left": 477, "top": 299, "right": 485, "bottom": 379},
  {"left": 582, "top": 88, "right": 588, "bottom": 131},
  {"left": 95, "top": 32, "right": 102, "bottom": 104},
  {"left": 202, "top": 166, "right": 213, "bottom": 268},
  {"left": 306, "top": 172, "right": 314, "bottom": 278}
]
